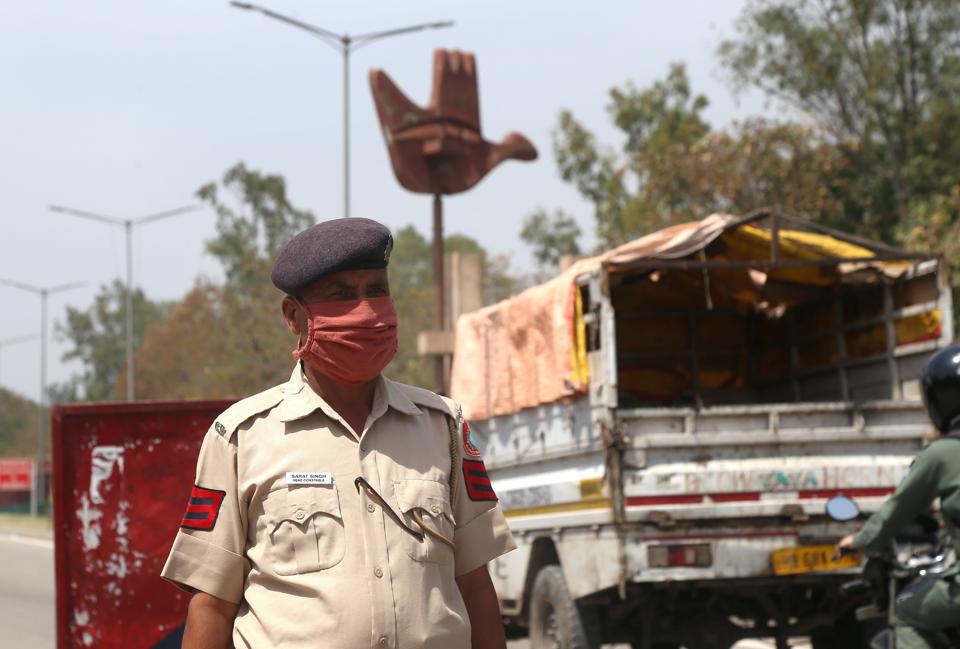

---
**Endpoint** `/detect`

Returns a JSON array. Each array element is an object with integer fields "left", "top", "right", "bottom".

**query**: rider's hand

[{"left": 833, "top": 534, "right": 857, "bottom": 560}]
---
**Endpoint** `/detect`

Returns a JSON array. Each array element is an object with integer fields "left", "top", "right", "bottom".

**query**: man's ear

[{"left": 281, "top": 296, "right": 302, "bottom": 336}]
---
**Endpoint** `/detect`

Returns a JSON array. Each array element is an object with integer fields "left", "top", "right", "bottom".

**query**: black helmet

[{"left": 921, "top": 344, "right": 960, "bottom": 433}]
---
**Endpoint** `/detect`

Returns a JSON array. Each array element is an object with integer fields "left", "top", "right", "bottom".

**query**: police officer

[
  {"left": 835, "top": 344, "right": 960, "bottom": 648},
  {"left": 162, "top": 217, "right": 516, "bottom": 649}
]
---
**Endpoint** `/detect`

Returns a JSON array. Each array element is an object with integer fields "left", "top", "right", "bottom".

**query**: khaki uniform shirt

[{"left": 161, "top": 365, "right": 515, "bottom": 649}]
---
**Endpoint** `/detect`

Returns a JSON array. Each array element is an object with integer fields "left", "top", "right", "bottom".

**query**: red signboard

[
  {"left": 52, "top": 400, "right": 233, "bottom": 649},
  {"left": 0, "top": 458, "right": 32, "bottom": 491}
]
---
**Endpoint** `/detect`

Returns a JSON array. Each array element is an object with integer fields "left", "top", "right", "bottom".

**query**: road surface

[
  {"left": 508, "top": 639, "right": 810, "bottom": 648},
  {"left": 0, "top": 533, "right": 55, "bottom": 649},
  {"left": 0, "top": 531, "right": 807, "bottom": 649}
]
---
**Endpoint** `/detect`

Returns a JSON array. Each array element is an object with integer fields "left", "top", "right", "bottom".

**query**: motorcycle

[{"left": 826, "top": 495, "right": 960, "bottom": 649}]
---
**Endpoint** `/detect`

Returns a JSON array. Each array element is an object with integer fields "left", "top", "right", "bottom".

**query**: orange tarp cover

[{"left": 450, "top": 216, "right": 730, "bottom": 420}]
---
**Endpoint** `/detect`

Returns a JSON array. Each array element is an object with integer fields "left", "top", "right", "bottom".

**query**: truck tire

[{"left": 529, "top": 565, "right": 596, "bottom": 649}]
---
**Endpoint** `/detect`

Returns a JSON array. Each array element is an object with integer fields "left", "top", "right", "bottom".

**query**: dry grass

[{"left": 0, "top": 512, "right": 52, "bottom": 537}]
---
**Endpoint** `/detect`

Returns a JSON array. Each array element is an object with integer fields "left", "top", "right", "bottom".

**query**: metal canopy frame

[
  {"left": 605, "top": 208, "right": 939, "bottom": 274},
  {"left": 603, "top": 209, "right": 946, "bottom": 409}
]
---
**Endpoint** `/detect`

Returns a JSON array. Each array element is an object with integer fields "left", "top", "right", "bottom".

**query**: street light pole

[
  {"left": 49, "top": 204, "right": 202, "bottom": 401},
  {"left": 229, "top": 2, "right": 454, "bottom": 218},
  {"left": 0, "top": 334, "right": 39, "bottom": 387},
  {"left": 0, "top": 278, "right": 84, "bottom": 516},
  {"left": 125, "top": 220, "right": 134, "bottom": 404},
  {"left": 343, "top": 43, "right": 350, "bottom": 218}
]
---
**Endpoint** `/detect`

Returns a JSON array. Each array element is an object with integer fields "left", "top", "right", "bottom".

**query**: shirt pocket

[
  {"left": 262, "top": 484, "right": 345, "bottom": 576},
  {"left": 395, "top": 479, "right": 455, "bottom": 565}
]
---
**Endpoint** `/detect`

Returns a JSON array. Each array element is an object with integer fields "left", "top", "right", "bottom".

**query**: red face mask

[{"left": 293, "top": 297, "right": 399, "bottom": 386}]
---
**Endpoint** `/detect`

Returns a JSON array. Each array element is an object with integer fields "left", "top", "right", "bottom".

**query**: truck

[{"left": 450, "top": 211, "right": 952, "bottom": 649}]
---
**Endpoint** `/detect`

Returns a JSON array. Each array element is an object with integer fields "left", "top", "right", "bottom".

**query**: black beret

[{"left": 271, "top": 217, "right": 394, "bottom": 294}]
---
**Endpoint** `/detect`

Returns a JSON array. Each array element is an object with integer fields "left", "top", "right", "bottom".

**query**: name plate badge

[{"left": 286, "top": 472, "right": 333, "bottom": 486}]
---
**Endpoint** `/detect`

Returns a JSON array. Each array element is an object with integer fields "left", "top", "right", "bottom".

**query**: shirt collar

[
  {"left": 277, "top": 364, "right": 422, "bottom": 424},
  {"left": 380, "top": 377, "right": 424, "bottom": 416}
]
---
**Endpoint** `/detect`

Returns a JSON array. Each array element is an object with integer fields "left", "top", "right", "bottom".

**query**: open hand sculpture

[{"left": 370, "top": 49, "right": 537, "bottom": 195}]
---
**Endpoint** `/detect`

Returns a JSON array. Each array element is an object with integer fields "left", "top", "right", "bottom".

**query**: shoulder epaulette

[
  {"left": 398, "top": 383, "right": 456, "bottom": 417},
  {"left": 211, "top": 384, "right": 285, "bottom": 441}
]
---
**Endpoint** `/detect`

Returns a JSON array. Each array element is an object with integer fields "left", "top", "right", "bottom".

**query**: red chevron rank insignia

[
  {"left": 463, "top": 459, "right": 497, "bottom": 501},
  {"left": 180, "top": 485, "right": 226, "bottom": 531}
]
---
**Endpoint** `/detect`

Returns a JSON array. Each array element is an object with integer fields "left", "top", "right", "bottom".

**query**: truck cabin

[{"left": 581, "top": 212, "right": 950, "bottom": 410}]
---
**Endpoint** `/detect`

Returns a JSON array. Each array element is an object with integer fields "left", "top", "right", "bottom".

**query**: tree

[
  {"left": 56, "top": 162, "right": 520, "bottom": 399},
  {"left": 899, "top": 182, "right": 960, "bottom": 320},
  {"left": 134, "top": 164, "right": 316, "bottom": 400},
  {"left": 385, "top": 226, "right": 524, "bottom": 388},
  {"left": 386, "top": 226, "right": 435, "bottom": 389},
  {"left": 199, "top": 162, "right": 315, "bottom": 289},
  {"left": 520, "top": 208, "right": 582, "bottom": 272},
  {"left": 54, "top": 280, "right": 168, "bottom": 401},
  {"left": 554, "top": 63, "right": 713, "bottom": 246},
  {"left": 551, "top": 63, "right": 856, "bottom": 247},
  {"left": 720, "top": 0, "right": 960, "bottom": 241},
  {"left": 0, "top": 388, "right": 38, "bottom": 456}
]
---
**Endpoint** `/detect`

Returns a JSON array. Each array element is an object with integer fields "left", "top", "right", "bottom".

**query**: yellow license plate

[{"left": 771, "top": 545, "right": 862, "bottom": 576}]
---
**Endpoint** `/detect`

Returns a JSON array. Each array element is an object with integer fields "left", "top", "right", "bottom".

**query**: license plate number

[{"left": 771, "top": 545, "right": 861, "bottom": 576}]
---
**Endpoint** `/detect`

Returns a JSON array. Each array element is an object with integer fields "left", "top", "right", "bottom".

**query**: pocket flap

[
  {"left": 395, "top": 479, "right": 452, "bottom": 522},
  {"left": 265, "top": 484, "right": 341, "bottom": 525}
]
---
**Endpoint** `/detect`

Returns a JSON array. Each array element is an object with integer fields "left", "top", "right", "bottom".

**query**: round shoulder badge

[{"left": 462, "top": 420, "right": 482, "bottom": 458}]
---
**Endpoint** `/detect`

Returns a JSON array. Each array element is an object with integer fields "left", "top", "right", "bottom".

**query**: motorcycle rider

[{"left": 835, "top": 344, "right": 960, "bottom": 648}]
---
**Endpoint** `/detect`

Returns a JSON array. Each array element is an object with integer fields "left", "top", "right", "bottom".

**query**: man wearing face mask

[{"left": 161, "top": 217, "right": 516, "bottom": 649}]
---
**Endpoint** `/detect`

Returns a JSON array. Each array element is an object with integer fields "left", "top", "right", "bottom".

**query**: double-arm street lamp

[
  {"left": 230, "top": 2, "right": 454, "bottom": 218},
  {"left": 0, "top": 278, "right": 85, "bottom": 516},
  {"left": 49, "top": 204, "right": 202, "bottom": 402}
]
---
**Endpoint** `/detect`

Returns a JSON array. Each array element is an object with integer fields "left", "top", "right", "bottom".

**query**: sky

[{"left": 0, "top": 0, "right": 767, "bottom": 403}]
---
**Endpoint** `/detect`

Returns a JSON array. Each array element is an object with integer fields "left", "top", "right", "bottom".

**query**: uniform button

[
  {"left": 374, "top": 567, "right": 384, "bottom": 578},
  {"left": 295, "top": 510, "right": 305, "bottom": 521},
  {"left": 378, "top": 637, "right": 388, "bottom": 647},
  {"left": 366, "top": 503, "right": 376, "bottom": 513},
  {"left": 430, "top": 504, "right": 440, "bottom": 515}
]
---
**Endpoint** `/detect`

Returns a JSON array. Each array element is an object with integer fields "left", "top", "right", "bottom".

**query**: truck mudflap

[{"left": 52, "top": 400, "right": 231, "bottom": 649}]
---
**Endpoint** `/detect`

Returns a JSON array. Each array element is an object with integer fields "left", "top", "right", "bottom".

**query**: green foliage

[
  {"left": 386, "top": 226, "right": 522, "bottom": 388},
  {"left": 899, "top": 183, "right": 960, "bottom": 321},
  {"left": 554, "top": 62, "right": 714, "bottom": 246},
  {"left": 520, "top": 208, "right": 582, "bottom": 270},
  {"left": 135, "top": 276, "right": 295, "bottom": 400},
  {"left": 0, "top": 388, "right": 38, "bottom": 456},
  {"left": 134, "top": 163, "right": 317, "bottom": 400},
  {"left": 720, "top": 0, "right": 960, "bottom": 241},
  {"left": 57, "top": 161, "right": 520, "bottom": 400},
  {"left": 610, "top": 63, "right": 711, "bottom": 156},
  {"left": 199, "top": 162, "right": 315, "bottom": 288},
  {"left": 131, "top": 163, "right": 518, "bottom": 397},
  {"left": 53, "top": 280, "right": 168, "bottom": 401},
  {"left": 445, "top": 234, "right": 523, "bottom": 304},
  {"left": 385, "top": 226, "right": 434, "bottom": 389},
  {"left": 551, "top": 63, "right": 858, "bottom": 247}
]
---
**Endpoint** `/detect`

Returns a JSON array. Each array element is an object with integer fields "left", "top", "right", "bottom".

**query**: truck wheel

[{"left": 529, "top": 565, "right": 595, "bottom": 649}]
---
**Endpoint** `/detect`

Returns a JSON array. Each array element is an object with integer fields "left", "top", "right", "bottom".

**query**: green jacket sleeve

[{"left": 853, "top": 444, "right": 942, "bottom": 554}]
